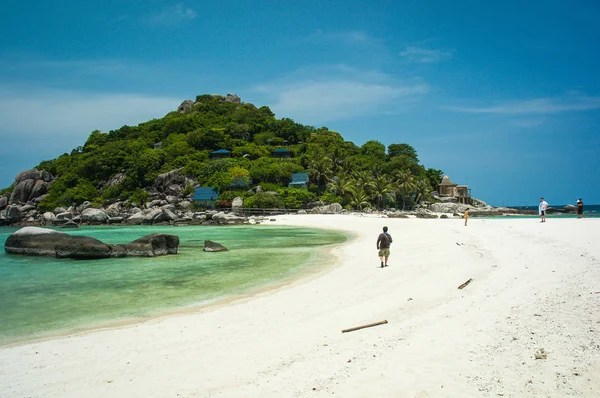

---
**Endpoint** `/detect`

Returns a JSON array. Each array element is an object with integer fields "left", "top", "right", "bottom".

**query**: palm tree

[
  {"left": 352, "top": 170, "right": 375, "bottom": 198},
  {"left": 308, "top": 155, "right": 333, "bottom": 194},
  {"left": 413, "top": 178, "right": 431, "bottom": 205},
  {"left": 327, "top": 172, "right": 355, "bottom": 201},
  {"left": 349, "top": 189, "right": 371, "bottom": 211},
  {"left": 395, "top": 169, "right": 417, "bottom": 210},
  {"left": 371, "top": 174, "right": 394, "bottom": 210}
]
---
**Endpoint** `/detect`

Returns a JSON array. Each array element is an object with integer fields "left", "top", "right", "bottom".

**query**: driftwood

[
  {"left": 342, "top": 320, "right": 388, "bottom": 333},
  {"left": 458, "top": 278, "right": 473, "bottom": 289}
]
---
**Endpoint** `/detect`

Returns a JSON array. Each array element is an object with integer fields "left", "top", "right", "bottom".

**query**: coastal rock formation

[
  {"left": 154, "top": 169, "right": 185, "bottom": 193},
  {"left": 177, "top": 100, "right": 194, "bottom": 113},
  {"left": 0, "top": 196, "right": 8, "bottom": 210},
  {"left": 126, "top": 212, "right": 145, "bottom": 225},
  {"left": 9, "top": 169, "right": 53, "bottom": 205},
  {"left": 4, "top": 227, "right": 179, "bottom": 259},
  {"left": 212, "top": 211, "right": 246, "bottom": 225},
  {"left": 203, "top": 240, "right": 228, "bottom": 252}
]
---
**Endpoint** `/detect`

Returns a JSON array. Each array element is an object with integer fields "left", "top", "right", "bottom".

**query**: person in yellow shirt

[{"left": 463, "top": 208, "right": 469, "bottom": 226}]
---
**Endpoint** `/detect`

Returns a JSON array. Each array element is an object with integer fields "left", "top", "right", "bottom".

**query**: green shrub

[
  {"left": 244, "top": 192, "right": 281, "bottom": 208},
  {"left": 277, "top": 188, "right": 316, "bottom": 209},
  {"left": 319, "top": 191, "right": 343, "bottom": 205}
]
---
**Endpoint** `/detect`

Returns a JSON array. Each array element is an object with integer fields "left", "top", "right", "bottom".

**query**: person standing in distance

[
  {"left": 577, "top": 198, "right": 584, "bottom": 219},
  {"left": 539, "top": 197, "right": 549, "bottom": 223},
  {"left": 377, "top": 226, "right": 393, "bottom": 268}
]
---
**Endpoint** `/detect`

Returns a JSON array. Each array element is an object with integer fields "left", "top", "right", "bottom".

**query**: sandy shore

[{"left": 1, "top": 215, "right": 599, "bottom": 397}]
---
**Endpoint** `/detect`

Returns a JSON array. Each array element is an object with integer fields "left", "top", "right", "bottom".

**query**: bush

[
  {"left": 244, "top": 192, "right": 281, "bottom": 208},
  {"left": 277, "top": 188, "right": 316, "bottom": 209},
  {"left": 319, "top": 191, "right": 343, "bottom": 205},
  {"left": 183, "top": 183, "right": 195, "bottom": 196}
]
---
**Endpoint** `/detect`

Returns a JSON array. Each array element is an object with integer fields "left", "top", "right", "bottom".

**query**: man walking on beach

[
  {"left": 377, "top": 226, "right": 393, "bottom": 268},
  {"left": 539, "top": 197, "right": 548, "bottom": 222}
]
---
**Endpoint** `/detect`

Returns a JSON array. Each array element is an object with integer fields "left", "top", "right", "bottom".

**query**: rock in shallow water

[
  {"left": 203, "top": 240, "right": 228, "bottom": 252},
  {"left": 4, "top": 227, "right": 179, "bottom": 259}
]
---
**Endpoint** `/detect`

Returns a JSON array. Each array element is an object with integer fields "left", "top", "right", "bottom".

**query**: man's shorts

[
  {"left": 378, "top": 248, "right": 390, "bottom": 257},
  {"left": 540, "top": 210, "right": 545, "bottom": 216}
]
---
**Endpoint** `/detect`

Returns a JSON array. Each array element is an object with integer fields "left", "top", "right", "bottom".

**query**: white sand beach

[{"left": 1, "top": 215, "right": 599, "bottom": 397}]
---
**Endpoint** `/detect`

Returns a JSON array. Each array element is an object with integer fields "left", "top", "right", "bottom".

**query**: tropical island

[{"left": 0, "top": 93, "right": 523, "bottom": 226}]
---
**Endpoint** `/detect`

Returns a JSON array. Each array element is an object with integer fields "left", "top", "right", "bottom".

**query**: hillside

[{"left": 0, "top": 94, "right": 443, "bottom": 216}]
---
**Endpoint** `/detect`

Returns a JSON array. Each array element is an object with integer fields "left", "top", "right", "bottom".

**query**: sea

[
  {"left": 506, "top": 204, "right": 600, "bottom": 218},
  {"left": 0, "top": 225, "right": 347, "bottom": 345}
]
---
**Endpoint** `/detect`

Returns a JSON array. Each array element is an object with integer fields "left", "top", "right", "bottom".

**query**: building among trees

[
  {"left": 438, "top": 175, "right": 471, "bottom": 204},
  {"left": 193, "top": 187, "right": 219, "bottom": 208}
]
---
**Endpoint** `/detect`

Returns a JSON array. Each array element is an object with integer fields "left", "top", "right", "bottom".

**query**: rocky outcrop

[
  {"left": 154, "top": 169, "right": 185, "bottom": 193},
  {"left": 4, "top": 227, "right": 179, "bottom": 259},
  {"left": 211, "top": 211, "right": 246, "bottom": 225},
  {"left": 9, "top": 169, "right": 53, "bottom": 205},
  {"left": 203, "top": 240, "right": 228, "bottom": 252},
  {"left": 0, "top": 196, "right": 7, "bottom": 210},
  {"left": 177, "top": 100, "right": 194, "bottom": 113}
]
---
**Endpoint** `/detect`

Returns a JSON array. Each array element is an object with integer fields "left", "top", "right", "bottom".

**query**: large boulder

[
  {"left": 212, "top": 211, "right": 246, "bottom": 225},
  {"left": 4, "top": 227, "right": 179, "bottom": 259},
  {"left": 9, "top": 169, "right": 53, "bottom": 205},
  {"left": 154, "top": 169, "right": 184, "bottom": 193},
  {"left": 429, "top": 203, "right": 464, "bottom": 213},
  {"left": 42, "top": 212, "right": 56, "bottom": 224},
  {"left": 204, "top": 240, "right": 228, "bottom": 252},
  {"left": 177, "top": 100, "right": 194, "bottom": 113},
  {"left": 0, "top": 196, "right": 8, "bottom": 210},
  {"left": 5, "top": 227, "right": 112, "bottom": 258},
  {"left": 143, "top": 209, "right": 166, "bottom": 224},
  {"left": 119, "top": 234, "right": 179, "bottom": 256},
  {"left": 311, "top": 203, "right": 343, "bottom": 214},
  {"left": 126, "top": 212, "right": 145, "bottom": 225},
  {"left": 81, "top": 208, "right": 109, "bottom": 224}
]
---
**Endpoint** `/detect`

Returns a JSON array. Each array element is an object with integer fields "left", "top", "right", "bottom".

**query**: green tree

[
  {"left": 395, "top": 169, "right": 417, "bottom": 210},
  {"left": 308, "top": 155, "right": 333, "bottom": 193}
]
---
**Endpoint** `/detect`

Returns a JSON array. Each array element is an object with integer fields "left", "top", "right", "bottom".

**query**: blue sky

[{"left": 1, "top": 0, "right": 599, "bottom": 206}]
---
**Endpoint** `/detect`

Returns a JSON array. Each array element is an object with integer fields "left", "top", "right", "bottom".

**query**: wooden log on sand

[
  {"left": 458, "top": 278, "right": 473, "bottom": 289},
  {"left": 342, "top": 320, "right": 388, "bottom": 333}
]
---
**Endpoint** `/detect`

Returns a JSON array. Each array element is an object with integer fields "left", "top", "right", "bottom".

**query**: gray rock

[
  {"left": 147, "top": 199, "right": 165, "bottom": 208},
  {"left": 204, "top": 240, "right": 228, "bottom": 252},
  {"left": 9, "top": 169, "right": 53, "bottom": 205},
  {"left": 126, "top": 212, "right": 145, "bottom": 225},
  {"left": 298, "top": 210, "right": 307, "bottom": 215},
  {"left": 4, "top": 227, "right": 179, "bottom": 259},
  {"left": 104, "top": 173, "right": 126, "bottom": 189},
  {"left": 106, "top": 202, "right": 123, "bottom": 217},
  {"left": 18, "top": 204, "right": 35, "bottom": 213},
  {"left": 5, "top": 205, "right": 23, "bottom": 223},
  {"left": 108, "top": 216, "right": 124, "bottom": 224},
  {"left": 81, "top": 208, "right": 109, "bottom": 224},
  {"left": 564, "top": 204, "right": 577, "bottom": 212},
  {"left": 232, "top": 197, "right": 243, "bottom": 215},
  {"left": 53, "top": 207, "right": 67, "bottom": 215},
  {"left": 178, "top": 200, "right": 192, "bottom": 210},
  {"left": 54, "top": 212, "right": 72, "bottom": 223},
  {"left": 154, "top": 169, "right": 184, "bottom": 193},
  {"left": 42, "top": 212, "right": 56, "bottom": 224},
  {"left": 177, "top": 100, "right": 194, "bottom": 113},
  {"left": 143, "top": 209, "right": 165, "bottom": 224},
  {"left": 162, "top": 209, "right": 179, "bottom": 222},
  {"left": 312, "top": 203, "right": 343, "bottom": 214},
  {"left": 77, "top": 201, "right": 93, "bottom": 212},
  {"left": 118, "top": 234, "right": 179, "bottom": 257},
  {"left": 166, "top": 195, "right": 179, "bottom": 204},
  {"left": 130, "top": 207, "right": 142, "bottom": 214},
  {"left": 0, "top": 196, "right": 7, "bottom": 209}
]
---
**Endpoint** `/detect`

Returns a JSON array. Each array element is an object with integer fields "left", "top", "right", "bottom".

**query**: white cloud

[
  {"left": 399, "top": 46, "right": 452, "bottom": 63},
  {"left": 146, "top": 4, "right": 197, "bottom": 27},
  {"left": 0, "top": 88, "right": 180, "bottom": 137},
  {"left": 445, "top": 95, "right": 600, "bottom": 115},
  {"left": 252, "top": 66, "right": 429, "bottom": 124},
  {"left": 312, "top": 30, "right": 377, "bottom": 45}
]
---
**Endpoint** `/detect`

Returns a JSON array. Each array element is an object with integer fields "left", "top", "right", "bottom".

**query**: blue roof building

[
  {"left": 272, "top": 147, "right": 291, "bottom": 158},
  {"left": 210, "top": 149, "right": 231, "bottom": 159},
  {"left": 193, "top": 187, "right": 219, "bottom": 208},
  {"left": 288, "top": 172, "right": 309, "bottom": 190}
]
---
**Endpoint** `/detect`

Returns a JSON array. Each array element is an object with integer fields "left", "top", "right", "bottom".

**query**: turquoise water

[{"left": 0, "top": 225, "right": 347, "bottom": 345}]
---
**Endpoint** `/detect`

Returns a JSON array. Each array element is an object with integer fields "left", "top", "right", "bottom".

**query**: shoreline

[
  {"left": 0, "top": 225, "right": 353, "bottom": 348},
  {"left": 1, "top": 215, "right": 599, "bottom": 397}
]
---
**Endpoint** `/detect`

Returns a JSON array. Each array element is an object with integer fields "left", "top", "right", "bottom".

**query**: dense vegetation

[{"left": 12, "top": 94, "right": 443, "bottom": 211}]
